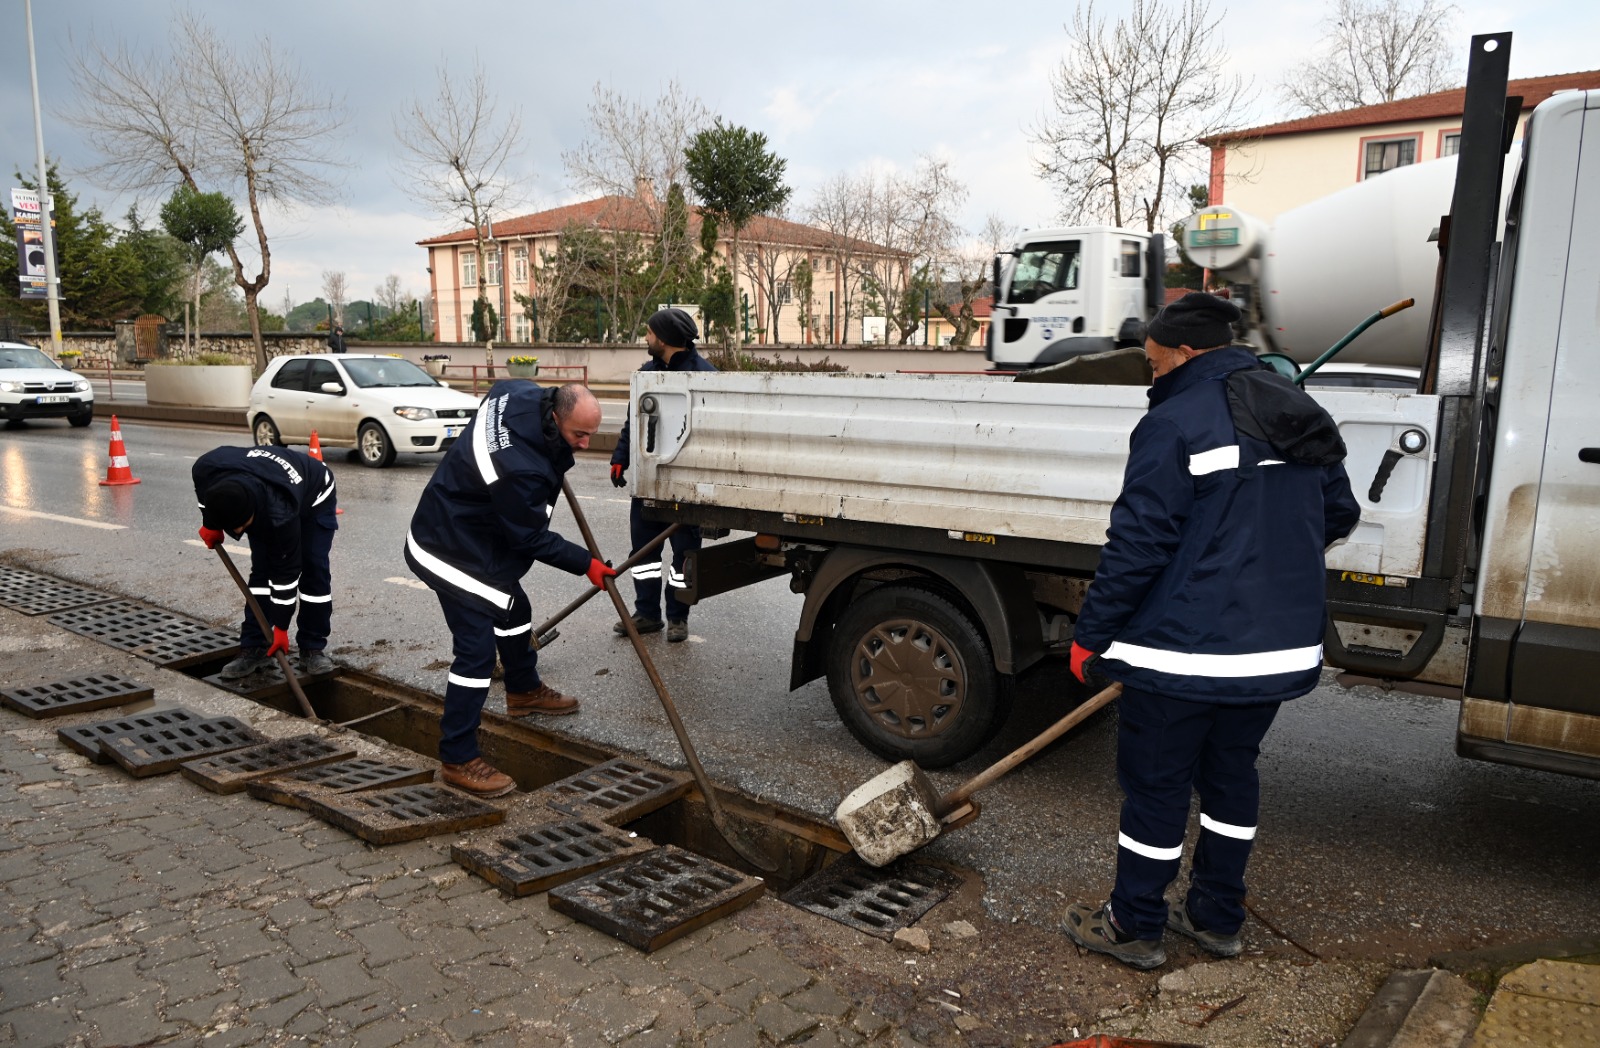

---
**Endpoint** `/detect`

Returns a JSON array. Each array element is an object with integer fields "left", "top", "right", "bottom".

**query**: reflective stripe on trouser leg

[
  {"left": 1109, "top": 687, "right": 1216, "bottom": 939},
  {"left": 1185, "top": 700, "right": 1280, "bottom": 936},
  {"left": 294, "top": 518, "right": 336, "bottom": 652},
  {"left": 491, "top": 585, "right": 541, "bottom": 695},
  {"left": 628, "top": 498, "right": 665, "bottom": 619},
  {"left": 435, "top": 589, "right": 500, "bottom": 764},
  {"left": 662, "top": 521, "right": 701, "bottom": 622}
]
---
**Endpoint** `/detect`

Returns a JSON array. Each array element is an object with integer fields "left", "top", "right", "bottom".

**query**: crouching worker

[
  {"left": 193, "top": 445, "right": 339, "bottom": 679},
  {"left": 405, "top": 381, "right": 616, "bottom": 798}
]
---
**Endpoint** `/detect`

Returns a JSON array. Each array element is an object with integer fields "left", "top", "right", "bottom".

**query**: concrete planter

[
  {"left": 144, "top": 364, "right": 254, "bottom": 409},
  {"left": 506, "top": 363, "right": 539, "bottom": 378}
]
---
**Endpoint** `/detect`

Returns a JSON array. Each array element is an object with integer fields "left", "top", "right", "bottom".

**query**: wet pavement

[{"left": 4, "top": 416, "right": 1600, "bottom": 1045}]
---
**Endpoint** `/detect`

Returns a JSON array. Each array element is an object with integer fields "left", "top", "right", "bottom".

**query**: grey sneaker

[
  {"left": 1167, "top": 900, "right": 1243, "bottom": 958},
  {"left": 219, "top": 649, "right": 271, "bottom": 680},
  {"left": 1062, "top": 902, "right": 1166, "bottom": 970},
  {"left": 298, "top": 650, "right": 335, "bottom": 676},
  {"left": 667, "top": 619, "right": 688, "bottom": 643},
  {"left": 613, "top": 615, "right": 665, "bottom": 637}
]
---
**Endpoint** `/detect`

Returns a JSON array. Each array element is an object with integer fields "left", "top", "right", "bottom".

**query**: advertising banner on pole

[{"left": 11, "top": 187, "right": 51, "bottom": 300}]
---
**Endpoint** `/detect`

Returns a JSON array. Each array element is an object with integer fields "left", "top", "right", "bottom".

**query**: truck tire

[{"left": 827, "top": 583, "right": 1007, "bottom": 768}]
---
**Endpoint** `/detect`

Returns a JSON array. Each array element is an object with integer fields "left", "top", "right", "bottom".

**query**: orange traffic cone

[
  {"left": 98, "top": 415, "right": 142, "bottom": 486},
  {"left": 308, "top": 430, "right": 344, "bottom": 514}
]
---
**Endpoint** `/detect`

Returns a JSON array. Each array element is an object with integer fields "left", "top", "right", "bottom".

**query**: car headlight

[
  {"left": 73, "top": 379, "right": 90, "bottom": 392},
  {"left": 0, "top": 381, "right": 17, "bottom": 393},
  {"left": 393, "top": 406, "right": 436, "bottom": 421}
]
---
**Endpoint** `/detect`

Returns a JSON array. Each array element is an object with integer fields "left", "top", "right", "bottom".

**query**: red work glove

[
  {"left": 1070, "top": 641, "right": 1097, "bottom": 685},
  {"left": 610, "top": 463, "right": 627, "bottom": 488},
  {"left": 198, "top": 526, "right": 225, "bottom": 549},
  {"left": 585, "top": 558, "right": 618, "bottom": 588},
  {"left": 265, "top": 627, "right": 291, "bottom": 658}
]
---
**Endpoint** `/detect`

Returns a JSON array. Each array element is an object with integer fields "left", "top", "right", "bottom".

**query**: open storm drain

[
  {"left": 246, "top": 759, "right": 437, "bottom": 809},
  {"left": 1, "top": 674, "right": 153, "bottom": 719},
  {"left": 57, "top": 708, "right": 205, "bottom": 762},
  {"left": 102, "top": 717, "right": 267, "bottom": 777},
  {"left": 180, "top": 735, "right": 358, "bottom": 794},
  {"left": 0, "top": 571, "right": 117, "bottom": 616},
  {"left": 549, "top": 845, "right": 766, "bottom": 953},
  {"left": 783, "top": 856, "right": 963, "bottom": 940},
  {"left": 452, "top": 819, "right": 658, "bottom": 897},
  {"left": 529, "top": 757, "right": 692, "bottom": 825},
  {"left": 202, "top": 662, "right": 340, "bottom": 700}
]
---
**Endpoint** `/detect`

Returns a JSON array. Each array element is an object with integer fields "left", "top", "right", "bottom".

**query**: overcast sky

[{"left": 4, "top": 0, "right": 1596, "bottom": 311}]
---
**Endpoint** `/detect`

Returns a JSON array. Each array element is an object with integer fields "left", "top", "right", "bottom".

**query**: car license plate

[
  {"left": 445, "top": 425, "right": 461, "bottom": 437},
  {"left": 37, "top": 395, "right": 69, "bottom": 404}
]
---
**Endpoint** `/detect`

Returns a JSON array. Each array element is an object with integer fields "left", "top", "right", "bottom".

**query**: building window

[
  {"left": 825, "top": 257, "right": 834, "bottom": 273},
  {"left": 511, "top": 313, "right": 530, "bottom": 342},
  {"left": 1440, "top": 132, "right": 1461, "bottom": 157},
  {"left": 485, "top": 249, "right": 502, "bottom": 286},
  {"left": 512, "top": 246, "right": 528, "bottom": 284},
  {"left": 777, "top": 281, "right": 792, "bottom": 305},
  {"left": 461, "top": 251, "right": 476, "bottom": 287},
  {"left": 1363, "top": 136, "right": 1418, "bottom": 179}
]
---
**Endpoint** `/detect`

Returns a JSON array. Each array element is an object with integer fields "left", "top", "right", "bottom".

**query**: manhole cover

[
  {"left": 549, "top": 845, "right": 766, "bottom": 953},
  {"left": 531, "top": 757, "right": 692, "bottom": 826},
  {"left": 201, "top": 659, "right": 338, "bottom": 698},
  {"left": 0, "top": 576, "right": 117, "bottom": 616},
  {"left": 452, "top": 819, "right": 658, "bottom": 897},
  {"left": 782, "top": 856, "right": 962, "bottom": 940},
  {"left": 101, "top": 716, "right": 267, "bottom": 778},
  {"left": 306, "top": 783, "right": 505, "bottom": 845},
  {"left": 0, "top": 674, "right": 154, "bottom": 719},
  {"left": 246, "top": 759, "right": 436, "bottom": 809},
  {"left": 180, "top": 734, "right": 357, "bottom": 794},
  {"left": 57, "top": 708, "right": 204, "bottom": 763}
]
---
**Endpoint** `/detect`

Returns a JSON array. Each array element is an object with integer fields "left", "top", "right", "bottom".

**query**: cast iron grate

[
  {"left": 247, "top": 759, "right": 437, "bottom": 809},
  {"left": 781, "top": 856, "right": 962, "bottom": 940},
  {"left": 101, "top": 716, "right": 267, "bottom": 778},
  {"left": 452, "top": 819, "right": 658, "bottom": 897},
  {"left": 180, "top": 734, "right": 357, "bottom": 794},
  {"left": 58, "top": 708, "right": 204, "bottom": 763},
  {"left": 0, "top": 565, "right": 44, "bottom": 590},
  {"left": 306, "top": 783, "right": 505, "bottom": 845},
  {"left": 201, "top": 659, "right": 338, "bottom": 699},
  {"left": 131, "top": 629, "right": 240, "bottom": 669},
  {"left": 1, "top": 674, "right": 153, "bottom": 719},
  {"left": 532, "top": 757, "right": 692, "bottom": 826},
  {"left": 48, "top": 602, "right": 232, "bottom": 663},
  {"left": 0, "top": 576, "right": 117, "bottom": 616},
  {"left": 549, "top": 845, "right": 766, "bottom": 953}
]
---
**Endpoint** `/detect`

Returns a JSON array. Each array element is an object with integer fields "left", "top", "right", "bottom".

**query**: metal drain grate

[
  {"left": 246, "top": 759, "right": 437, "bottom": 809},
  {"left": 306, "top": 784, "right": 505, "bottom": 845},
  {"left": 49, "top": 602, "right": 235, "bottom": 666},
  {"left": 549, "top": 845, "right": 766, "bottom": 953},
  {"left": 532, "top": 758, "right": 692, "bottom": 826},
  {"left": 0, "top": 565, "right": 44, "bottom": 590},
  {"left": 1, "top": 674, "right": 153, "bottom": 719},
  {"left": 101, "top": 717, "right": 267, "bottom": 778},
  {"left": 452, "top": 819, "right": 657, "bottom": 897},
  {"left": 133, "top": 629, "right": 240, "bottom": 669},
  {"left": 180, "top": 735, "right": 357, "bottom": 794},
  {"left": 201, "top": 659, "right": 338, "bottom": 699},
  {"left": 0, "top": 575, "right": 117, "bottom": 616},
  {"left": 57, "top": 708, "right": 204, "bottom": 763},
  {"left": 781, "top": 856, "right": 962, "bottom": 940}
]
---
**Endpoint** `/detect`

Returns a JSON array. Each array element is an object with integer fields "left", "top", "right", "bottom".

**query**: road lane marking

[
  {"left": 183, "top": 539, "right": 250, "bottom": 556},
  {"left": 0, "top": 505, "right": 126, "bottom": 531},
  {"left": 385, "top": 576, "right": 430, "bottom": 590}
]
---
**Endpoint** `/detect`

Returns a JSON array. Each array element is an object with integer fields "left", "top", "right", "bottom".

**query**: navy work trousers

[
  {"left": 435, "top": 585, "right": 540, "bottom": 764},
  {"left": 1110, "top": 687, "right": 1281, "bottom": 940},
  {"left": 239, "top": 513, "right": 337, "bottom": 653},
  {"left": 627, "top": 498, "right": 700, "bottom": 622}
]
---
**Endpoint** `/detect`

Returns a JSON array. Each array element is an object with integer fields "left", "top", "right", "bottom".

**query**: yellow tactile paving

[{"left": 1471, "top": 960, "right": 1600, "bottom": 1048}]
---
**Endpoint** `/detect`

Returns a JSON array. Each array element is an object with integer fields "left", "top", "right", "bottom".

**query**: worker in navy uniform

[
  {"left": 1062, "top": 293, "right": 1361, "bottom": 970},
  {"left": 192, "top": 445, "right": 339, "bottom": 679},
  {"left": 609, "top": 307, "right": 717, "bottom": 643},
  {"left": 405, "top": 381, "right": 615, "bottom": 798}
]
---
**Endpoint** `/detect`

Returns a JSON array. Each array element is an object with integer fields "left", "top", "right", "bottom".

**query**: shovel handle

[
  {"left": 528, "top": 523, "right": 682, "bottom": 648},
  {"left": 941, "top": 682, "right": 1121, "bottom": 811},
  {"left": 214, "top": 545, "right": 318, "bottom": 720}
]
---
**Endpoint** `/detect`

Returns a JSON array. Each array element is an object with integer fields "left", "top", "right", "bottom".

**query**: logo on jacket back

[
  {"left": 481, "top": 395, "right": 511, "bottom": 452},
  {"left": 246, "top": 448, "right": 303, "bottom": 485}
]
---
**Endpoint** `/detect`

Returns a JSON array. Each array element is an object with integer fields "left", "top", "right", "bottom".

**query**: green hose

[{"left": 1292, "top": 299, "right": 1416, "bottom": 386}]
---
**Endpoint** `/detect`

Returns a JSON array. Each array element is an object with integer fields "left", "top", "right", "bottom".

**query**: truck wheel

[{"left": 827, "top": 584, "right": 1007, "bottom": 768}]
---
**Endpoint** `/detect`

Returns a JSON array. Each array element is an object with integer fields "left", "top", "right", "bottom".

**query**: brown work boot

[
  {"left": 506, "top": 682, "right": 579, "bottom": 717},
  {"left": 440, "top": 758, "right": 516, "bottom": 798}
]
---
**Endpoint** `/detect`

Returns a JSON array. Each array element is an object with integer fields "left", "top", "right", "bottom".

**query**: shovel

[
  {"left": 835, "top": 682, "right": 1122, "bottom": 866},
  {"left": 527, "top": 524, "right": 681, "bottom": 650},
  {"left": 560, "top": 480, "right": 780, "bottom": 874},
  {"left": 213, "top": 545, "right": 319, "bottom": 721}
]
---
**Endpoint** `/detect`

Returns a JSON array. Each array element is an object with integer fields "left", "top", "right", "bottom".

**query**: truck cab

[{"left": 988, "top": 227, "right": 1164, "bottom": 370}]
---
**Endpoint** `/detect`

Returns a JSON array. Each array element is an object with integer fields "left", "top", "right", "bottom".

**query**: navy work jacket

[
  {"left": 405, "top": 381, "right": 590, "bottom": 615},
  {"left": 1073, "top": 347, "right": 1361, "bottom": 703},
  {"left": 610, "top": 346, "right": 717, "bottom": 472},
  {"left": 192, "top": 446, "right": 337, "bottom": 630}
]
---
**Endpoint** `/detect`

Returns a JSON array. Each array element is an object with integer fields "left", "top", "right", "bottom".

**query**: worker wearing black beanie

[{"left": 1144, "top": 292, "right": 1241, "bottom": 352}]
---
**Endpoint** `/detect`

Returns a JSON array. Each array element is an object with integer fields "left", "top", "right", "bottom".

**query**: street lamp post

[{"left": 23, "top": 0, "right": 62, "bottom": 356}]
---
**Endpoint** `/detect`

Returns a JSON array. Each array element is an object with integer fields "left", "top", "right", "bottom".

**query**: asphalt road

[{"left": 3, "top": 416, "right": 1597, "bottom": 968}]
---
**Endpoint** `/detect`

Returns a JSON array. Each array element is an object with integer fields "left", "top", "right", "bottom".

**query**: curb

[{"left": 1338, "top": 969, "right": 1478, "bottom": 1048}]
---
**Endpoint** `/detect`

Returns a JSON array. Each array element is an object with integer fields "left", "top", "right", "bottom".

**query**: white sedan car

[
  {"left": 0, "top": 342, "right": 94, "bottom": 427},
  {"left": 248, "top": 354, "right": 480, "bottom": 467}
]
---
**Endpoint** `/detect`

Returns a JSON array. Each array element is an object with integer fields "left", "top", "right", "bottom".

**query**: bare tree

[
  {"left": 936, "top": 213, "right": 1016, "bottom": 348},
  {"left": 1032, "top": 0, "right": 1250, "bottom": 233},
  {"left": 321, "top": 270, "right": 348, "bottom": 327},
  {"left": 375, "top": 275, "right": 406, "bottom": 317},
  {"left": 858, "top": 157, "right": 967, "bottom": 344},
  {"left": 739, "top": 216, "right": 804, "bottom": 343},
  {"left": 394, "top": 58, "right": 522, "bottom": 360},
  {"left": 66, "top": 10, "right": 344, "bottom": 370},
  {"left": 806, "top": 173, "right": 874, "bottom": 343},
  {"left": 1281, "top": 0, "right": 1459, "bottom": 115}
]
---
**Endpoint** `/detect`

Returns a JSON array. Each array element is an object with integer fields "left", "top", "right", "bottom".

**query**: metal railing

[{"left": 438, "top": 363, "right": 589, "bottom": 397}]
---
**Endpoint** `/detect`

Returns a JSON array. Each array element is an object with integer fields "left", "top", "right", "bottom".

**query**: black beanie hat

[
  {"left": 646, "top": 307, "right": 698, "bottom": 350},
  {"left": 200, "top": 479, "right": 255, "bottom": 531},
  {"left": 1145, "top": 292, "right": 1241, "bottom": 350}
]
